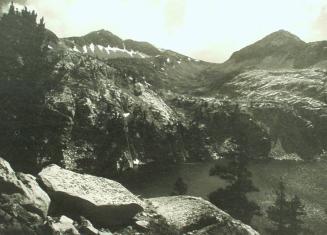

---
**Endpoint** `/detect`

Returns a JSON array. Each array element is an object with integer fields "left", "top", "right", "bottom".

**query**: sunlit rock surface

[
  {"left": 39, "top": 164, "right": 144, "bottom": 226},
  {"left": 149, "top": 196, "right": 259, "bottom": 235}
]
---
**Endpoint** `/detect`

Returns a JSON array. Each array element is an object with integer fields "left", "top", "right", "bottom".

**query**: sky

[{"left": 1, "top": 0, "right": 327, "bottom": 63}]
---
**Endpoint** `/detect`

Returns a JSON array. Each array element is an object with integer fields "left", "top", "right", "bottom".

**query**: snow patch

[
  {"left": 90, "top": 43, "right": 95, "bottom": 53},
  {"left": 73, "top": 46, "right": 80, "bottom": 53},
  {"left": 123, "top": 113, "right": 130, "bottom": 118},
  {"left": 97, "top": 45, "right": 105, "bottom": 51},
  {"left": 78, "top": 43, "right": 150, "bottom": 58},
  {"left": 133, "top": 158, "right": 145, "bottom": 166},
  {"left": 83, "top": 45, "right": 87, "bottom": 53}
]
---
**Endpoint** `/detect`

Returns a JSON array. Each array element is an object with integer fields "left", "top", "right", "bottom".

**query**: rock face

[
  {"left": 171, "top": 95, "right": 272, "bottom": 159},
  {"left": 0, "top": 157, "right": 50, "bottom": 235},
  {"left": 38, "top": 164, "right": 144, "bottom": 226},
  {"left": 148, "top": 196, "right": 259, "bottom": 235}
]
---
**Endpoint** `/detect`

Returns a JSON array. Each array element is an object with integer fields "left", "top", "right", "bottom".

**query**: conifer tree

[
  {"left": 288, "top": 195, "right": 306, "bottom": 234},
  {"left": 0, "top": 3, "right": 50, "bottom": 172},
  {"left": 266, "top": 180, "right": 307, "bottom": 235},
  {"left": 208, "top": 145, "right": 261, "bottom": 224},
  {"left": 266, "top": 180, "right": 289, "bottom": 235},
  {"left": 171, "top": 177, "right": 188, "bottom": 195},
  {"left": 0, "top": 2, "right": 48, "bottom": 79}
]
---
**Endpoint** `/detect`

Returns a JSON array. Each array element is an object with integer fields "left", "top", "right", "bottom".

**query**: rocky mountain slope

[
  {"left": 192, "top": 30, "right": 327, "bottom": 160},
  {"left": 205, "top": 30, "right": 327, "bottom": 74},
  {"left": 205, "top": 69, "right": 327, "bottom": 159},
  {"left": 199, "top": 30, "right": 327, "bottom": 93},
  {"left": 224, "top": 30, "right": 306, "bottom": 70},
  {"left": 60, "top": 29, "right": 212, "bottom": 92},
  {"left": 62, "top": 29, "right": 161, "bottom": 59},
  {"left": 58, "top": 28, "right": 327, "bottom": 161}
]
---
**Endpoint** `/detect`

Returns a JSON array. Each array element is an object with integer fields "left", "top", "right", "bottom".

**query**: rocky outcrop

[
  {"left": 0, "top": 47, "right": 194, "bottom": 176},
  {"left": 148, "top": 196, "right": 259, "bottom": 235},
  {"left": 15, "top": 173, "right": 51, "bottom": 218},
  {"left": 38, "top": 164, "right": 144, "bottom": 226},
  {"left": 216, "top": 69, "right": 327, "bottom": 159},
  {"left": 171, "top": 95, "right": 271, "bottom": 159},
  {"left": 0, "top": 157, "right": 50, "bottom": 235}
]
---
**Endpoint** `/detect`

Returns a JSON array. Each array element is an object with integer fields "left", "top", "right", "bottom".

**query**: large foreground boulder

[
  {"left": 0, "top": 157, "right": 51, "bottom": 235},
  {"left": 149, "top": 196, "right": 259, "bottom": 235},
  {"left": 38, "top": 164, "right": 144, "bottom": 226}
]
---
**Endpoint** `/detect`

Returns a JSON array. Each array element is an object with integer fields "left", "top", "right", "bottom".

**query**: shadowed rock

[
  {"left": 0, "top": 158, "right": 51, "bottom": 234},
  {"left": 38, "top": 164, "right": 144, "bottom": 226}
]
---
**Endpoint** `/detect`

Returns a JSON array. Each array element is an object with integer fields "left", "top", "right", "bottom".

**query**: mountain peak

[
  {"left": 259, "top": 29, "right": 305, "bottom": 46},
  {"left": 88, "top": 29, "right": 116, "bottom": 37},
  {"left": 226, "top": 30, "right": 307, "bottom": 69},
  {"left": 77, "top": 29, "right": 124, "bottom": 48}
]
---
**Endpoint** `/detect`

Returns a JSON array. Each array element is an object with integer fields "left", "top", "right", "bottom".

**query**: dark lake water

[{"left": 124, "top": 159, "right": 327, "bottom": 234}]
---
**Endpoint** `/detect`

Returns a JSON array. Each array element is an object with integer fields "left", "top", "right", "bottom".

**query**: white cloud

[{"left": 10, "top": 0, "right": 327, "bottom": 62}]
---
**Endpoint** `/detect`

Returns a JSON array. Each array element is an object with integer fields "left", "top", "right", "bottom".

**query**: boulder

[
  {"left": 16, "top": 173, "right": 51, "bottom": 218},
  {"left": 192, "top": 223, "right": 259, "bottom": 235},
  {"left": 0, "top": 157, "right": 23, "bottom": 194},
  {"left": 38, "top": 164, "right": 144, "bottom": 226},
  {"left": 148, "top": 196, "right": 259, "bottom": 235},
  {"left": 0, "top": 157, "right": 51, "bottom": 235}
]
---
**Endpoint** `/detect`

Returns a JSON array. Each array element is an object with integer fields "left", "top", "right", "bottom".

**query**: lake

[{"left": 124, "top": 159, "right": 327, "bottom": 234}]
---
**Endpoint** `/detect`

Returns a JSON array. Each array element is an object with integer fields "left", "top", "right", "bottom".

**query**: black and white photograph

[{"left": 0, "top": 0, "right": 327, "bottom": 234}]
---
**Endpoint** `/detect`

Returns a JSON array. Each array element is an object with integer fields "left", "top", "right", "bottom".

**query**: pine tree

[
  {"left": 266, "top": 180, "right": 289, "bottom": 235},
  {"left": 266, "top": 180, "right": 307, "bottom": 235},
  {"left": 208, "top": 146, "right": 261, "bottom": 224},
  {"left": 171, "top": 177, "right": 188, "bottom": 195},
  {"left": 0, "top": 2, "right": 48, "bottom": 79},
  {"left": 288, "top": 195, "right": 306, "bottom": 234},
  {"left": 0, "top": 4, "right": 50, "bottom": 172}
]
